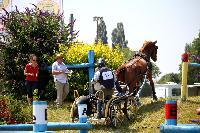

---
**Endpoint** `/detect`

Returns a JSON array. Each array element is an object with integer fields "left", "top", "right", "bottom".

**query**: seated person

[{"left": 92, "top": 58, "right": 122, "bottom": 118}]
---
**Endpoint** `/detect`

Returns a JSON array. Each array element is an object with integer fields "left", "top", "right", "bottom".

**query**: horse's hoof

[
  {"left": 136, "top": 101, "right": 142, "bottom": 107},
  {"left": 152, "top": 95, "right": 158, "bottom": 101}
]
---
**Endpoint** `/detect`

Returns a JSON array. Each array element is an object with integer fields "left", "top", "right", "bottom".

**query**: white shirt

[{"left": 52, "top": 61, "right": 68, "bottom": 83}]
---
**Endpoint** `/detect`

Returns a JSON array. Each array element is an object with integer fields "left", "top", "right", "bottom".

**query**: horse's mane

[
  {"left": 117, "top": 40, "right": 157, "bottom": 71},
  {"left": 139, "top": 40, "right": 154, "bottom": 53}
]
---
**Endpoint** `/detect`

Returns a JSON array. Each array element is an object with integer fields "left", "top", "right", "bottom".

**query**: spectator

[
  {"left": 24, "top": 54, "right": 39, "bottom": 105},
  {"left": 52, "top": 53, "right": 72, "bottom": 107}
]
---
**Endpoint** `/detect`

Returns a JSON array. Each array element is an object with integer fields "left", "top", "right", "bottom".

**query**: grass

[
  {"left": 43, "top": 96, "right": 200, "bottom": 133},
  {"left": 1, "top": 96, "right": 197, "bottom": 132}
]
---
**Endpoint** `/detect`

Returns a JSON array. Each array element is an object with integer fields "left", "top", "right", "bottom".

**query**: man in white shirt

[{"left": 52, "top": 53, "right": 72, "bottom": 107}]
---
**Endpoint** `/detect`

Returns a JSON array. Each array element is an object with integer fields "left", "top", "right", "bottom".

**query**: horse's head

[
  {"left": 139, "top": 40, "right": 158, "bottom": 62},
  {"left": 115, "top": 65, "right": 125, "bottom": 83}
]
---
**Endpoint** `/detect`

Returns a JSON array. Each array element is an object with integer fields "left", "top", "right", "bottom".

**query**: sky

[{"left": 62, "top": 0, "right": 200, "bottom": 77}]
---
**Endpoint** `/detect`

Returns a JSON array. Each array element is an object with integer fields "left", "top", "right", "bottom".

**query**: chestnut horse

[{"left": 115, "top": 40, "right": 158, "bottom": 100}]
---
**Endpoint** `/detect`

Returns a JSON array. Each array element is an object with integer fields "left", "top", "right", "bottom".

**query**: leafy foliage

[
  {"left": 0, "top": 6, "right": 77, "bottom": 98},
  {"left": 184, "top": 32, "right": 200, "bottom": 84},
  {"left": 0, "top": 96, "right": 32, "bottom": 124},
  {"left": 152, "top": 62, "right": 161, "bottom": 79},
  {"left": 96, "top": 19, "right": 108, "bottom": 44},
  {"left": 120, "top": 47, "right": 135, "bottom": 61},
  {"left": 157, "top": 73, "right": 180, "bottom": 84},
  {"left": 111, "top": 22, "right": 128, "bottom": 48}
]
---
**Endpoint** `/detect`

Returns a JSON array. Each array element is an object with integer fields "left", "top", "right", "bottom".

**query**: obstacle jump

[
  {"left": 160, "top": 100, "right": 200, "bottom": 133},
  {"left": 0, "top": 101, "right": 92, "bottom": 133},
  {"left": 181, "top": 53, "right": 200, "bottom": 101}
]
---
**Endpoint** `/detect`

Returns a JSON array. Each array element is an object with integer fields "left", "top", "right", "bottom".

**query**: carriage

[
  {"left": 70, "top": 82, "right": 138, "bottom": 127},
  {"left": 70, "top": 40, "right": 158, "bottom": 127}
]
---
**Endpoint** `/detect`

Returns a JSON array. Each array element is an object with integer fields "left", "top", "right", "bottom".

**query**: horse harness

[
  {"left": 117, "top": 51, "right": 152, "bottom": 86},
  {"left": 127, "top": 51, "right": 152, "bottom": 72}
]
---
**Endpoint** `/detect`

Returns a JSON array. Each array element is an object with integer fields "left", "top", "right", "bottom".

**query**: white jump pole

[
  {"left": 33, "top": 101, "right": 48, "bottom": 132},
  {"left": 78, "top": 104, "right": 88, "bottom": 133}
]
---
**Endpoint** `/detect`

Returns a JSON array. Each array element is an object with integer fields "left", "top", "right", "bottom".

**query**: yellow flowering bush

[
  {"left": 60, "top": 42, "right": 124, "bottom": 69},
  {"left": 58, "top": 42, "right": 124, "bottom": 99}
]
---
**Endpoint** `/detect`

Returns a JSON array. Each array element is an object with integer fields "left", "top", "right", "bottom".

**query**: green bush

[
  {"left": 1, "top": 6, "right": 77, "bottom": 99},
  {"left": 0, "top": 96, "right": 32, "bottom": 124}
]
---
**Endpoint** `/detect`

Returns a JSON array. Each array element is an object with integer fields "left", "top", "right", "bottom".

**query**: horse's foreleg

[
  {"left": 135, "top": 82, "right": 140, "bottom": 94},
  {"left": 128, "top": 82, "right": 135, "bottom": 95}
]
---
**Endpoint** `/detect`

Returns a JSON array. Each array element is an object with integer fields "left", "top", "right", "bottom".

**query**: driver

[{"left": 92, "top": 58, "right": 122, "bottom": 119}]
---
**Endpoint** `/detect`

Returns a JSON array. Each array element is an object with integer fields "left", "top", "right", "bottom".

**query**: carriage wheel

[
  {"left": 125, "top": 96, "right": 137, "bottom": 120},
  {"left": 109, "top": 101, "right": 125, "bottom": 127}
]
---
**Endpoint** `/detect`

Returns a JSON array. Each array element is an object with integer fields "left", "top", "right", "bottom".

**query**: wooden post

[{"left": 181, "top": 53, "right": 189, "bottom": 101}]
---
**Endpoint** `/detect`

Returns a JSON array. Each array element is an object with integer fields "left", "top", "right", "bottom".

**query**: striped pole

[
  {"left": 78, "top": 104, "right": 88, "bottom": 133},
  {"left": 181, "top": 53, "right": 189, "bottom": 101},
  {"left": 88, "top": 50, "right": 94, "bottom": 94},
  {"left": 33, "top": 101, "right": 47, "bottom": 132},
  {"left": 165, "top": 100, "right": 177, "bottom": 125}
]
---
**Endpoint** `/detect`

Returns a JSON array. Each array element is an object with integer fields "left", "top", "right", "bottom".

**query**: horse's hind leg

[
  {"left": 149, "top": 80, "right": 157, "bottom": 101},
  {"left": 147, "top": 71, "right": 157, "bottom": 101}
]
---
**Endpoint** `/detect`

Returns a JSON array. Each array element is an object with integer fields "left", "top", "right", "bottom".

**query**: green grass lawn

[{"left": 45, "top": 96, "right": 200, "bottom": 133}]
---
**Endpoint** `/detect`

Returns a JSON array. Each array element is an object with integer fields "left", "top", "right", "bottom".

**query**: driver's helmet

[{"left": 97, "top": 58, "right": 105, "bottom": 68}]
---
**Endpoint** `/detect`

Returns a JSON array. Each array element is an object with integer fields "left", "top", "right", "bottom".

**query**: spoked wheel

[
  {"left": 109, "top": 101, "right": 126, "bottom": 128},
  {"left": 70, "top": 101, "right": 79, "bottom": 123},
  {"left": 125, "top": 96, "right": 137, "bottom": 120}
]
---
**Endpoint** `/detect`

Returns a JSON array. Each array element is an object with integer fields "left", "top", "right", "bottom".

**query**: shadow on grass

[
  {"left": 127, "top": 99, "right": 165, "bottom": 126},
  {"left": 137, "top": 100, "right": 165, "bottom": 114},
  {"left": 89, "top": 100, "right": 165, "bottom": 132}
]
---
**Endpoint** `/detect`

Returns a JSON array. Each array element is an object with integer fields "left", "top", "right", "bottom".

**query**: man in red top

[{"left": 24, "top": 54, "right": 39, "bottom": 105}]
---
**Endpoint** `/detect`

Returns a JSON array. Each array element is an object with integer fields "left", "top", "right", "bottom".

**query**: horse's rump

[{"left": 116, "top": 57, "right": 147, "bottom": 84}]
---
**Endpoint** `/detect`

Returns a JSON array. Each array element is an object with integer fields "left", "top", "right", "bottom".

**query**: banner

[
  {"left": 0, "top": 0, "right": 62, "bottom": 33},
  {"left": 37, "top": 0, "right": 62, "bottom": 14},
  {"left": 0, "top": 0, "right": 62, "bottom": 13}
]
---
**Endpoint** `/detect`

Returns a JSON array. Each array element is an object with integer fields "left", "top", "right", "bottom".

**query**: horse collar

[{"left": 135, "top": 52, "right": 150, "bottom": 62}]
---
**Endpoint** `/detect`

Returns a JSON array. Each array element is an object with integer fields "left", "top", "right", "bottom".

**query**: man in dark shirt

[{"left": 92, "top": 58, "right": 122, "bottom": 118}]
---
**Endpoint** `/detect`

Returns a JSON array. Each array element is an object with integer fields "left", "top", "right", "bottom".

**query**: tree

[
  {"left": 96, "top": 19, "right": 108, "bottom": 44},
  {"left": 183, "top": 32, "right": 200, "bottom": 84},
  {"left": 0, "top": 6, "right": 77, "bottom": 98},
  {"left": 111, "top": 22, "right": 128, "bottom": 48},
  {"left": 157, "top": 73, "right": 180, "bottom": 84},
  {"left": 120, "top": 47, "right": 135, "bottom": 61},
  {"left": 152, "top": 62, "right": 161, "bottom": 79}
]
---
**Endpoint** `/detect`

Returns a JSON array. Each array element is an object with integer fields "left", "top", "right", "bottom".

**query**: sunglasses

[{"left": 32, "top": 59, "right": 37, "bottom": 61}]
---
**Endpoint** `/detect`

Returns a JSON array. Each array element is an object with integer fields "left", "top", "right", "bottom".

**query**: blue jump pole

[
  {"left": 88, "top": 50, "right": 94, "bottom": 82},
  {"left": 88, "top": 50, "right": 94, "bottom": 93},
  {"left": 0, "top": 123, "right": 92, "bottom": 131},
  {"left": 189, "top": 62, "right": 200, "bottom": 67},
  {"left": 160, "top": 124, "right": 200, "bottom": 133}
]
